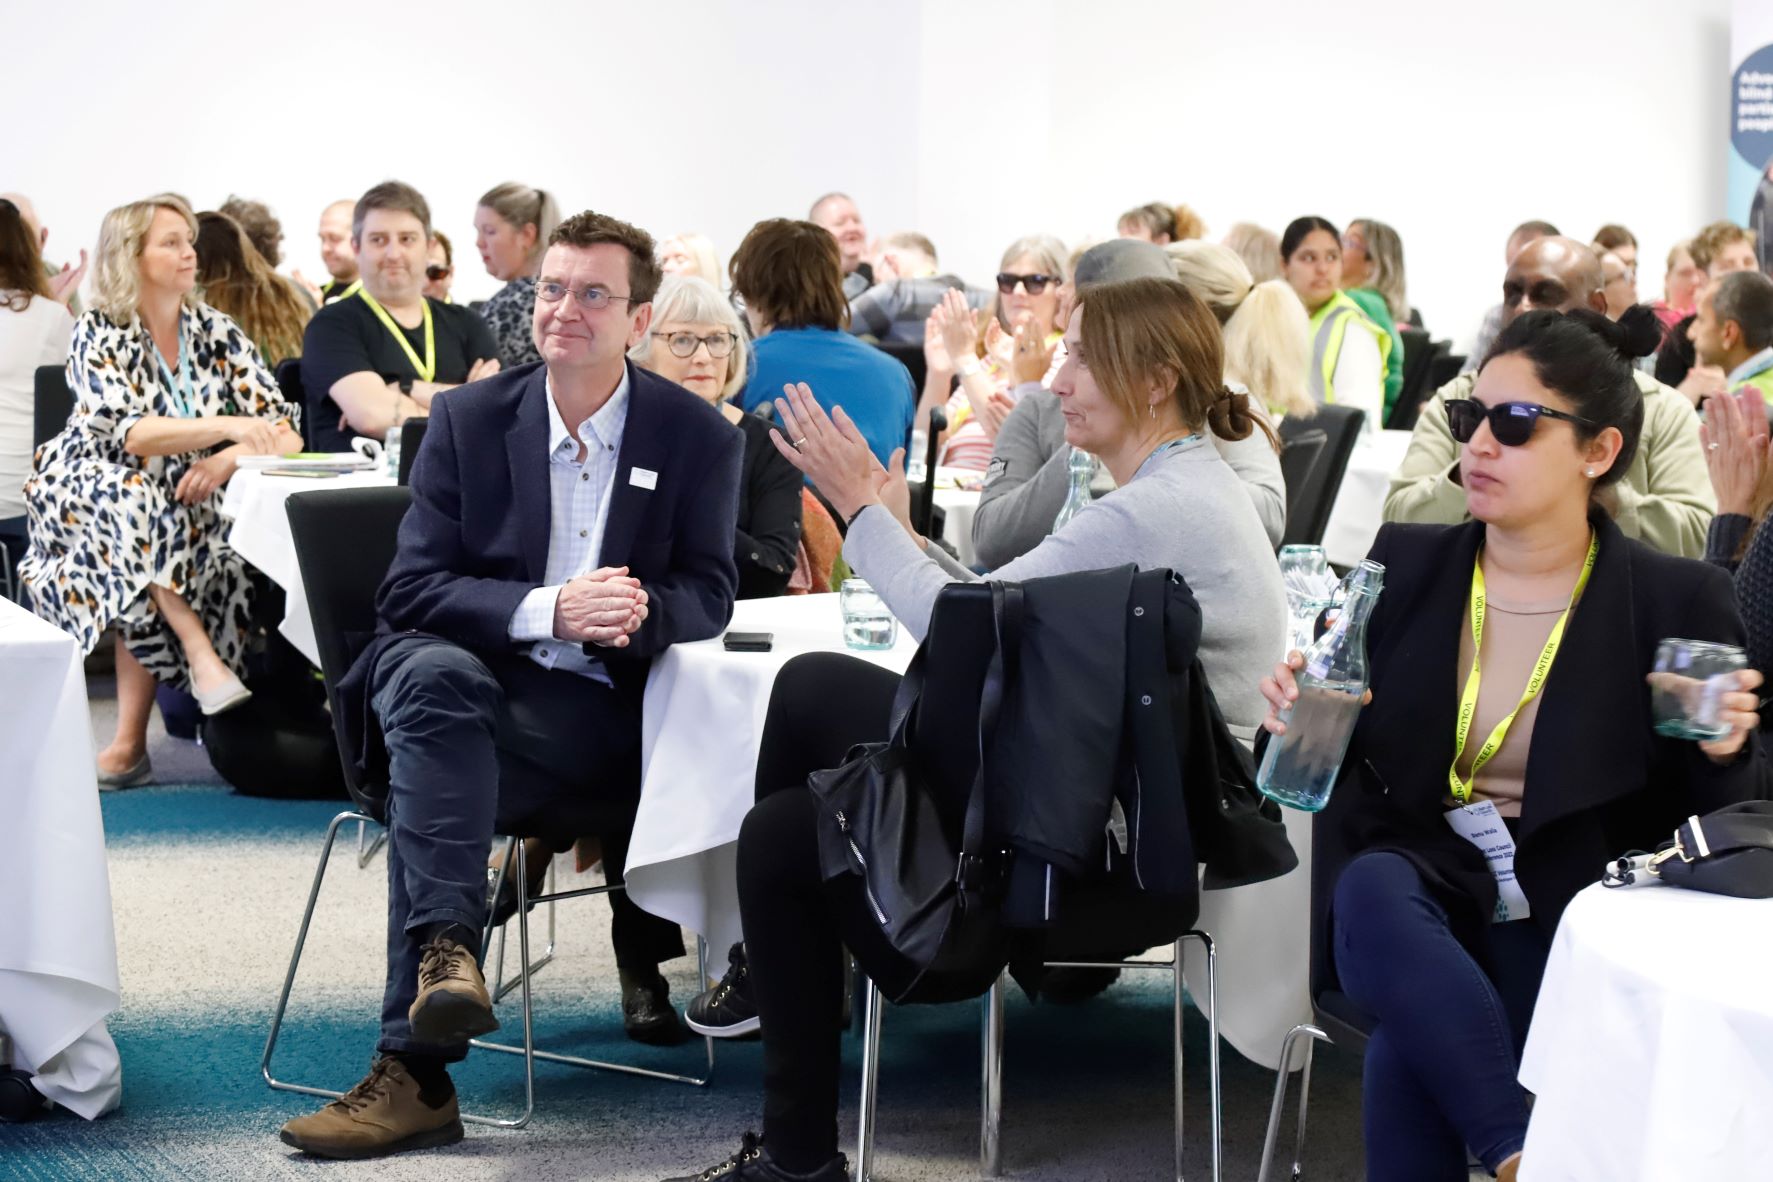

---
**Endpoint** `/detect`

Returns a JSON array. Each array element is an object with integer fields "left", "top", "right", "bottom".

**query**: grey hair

[
  {"left": 1714, "top": 269, "right": 1773, "bottom": 352},
  {"left": 1349, "top": 218, "right": 1408, "bottom": 321},
  {"left": 990, "top": 234, "right": 1070, "bottom": 330},
  {"left": 628, "top": 275, "right": 750, "bottom": 402}
]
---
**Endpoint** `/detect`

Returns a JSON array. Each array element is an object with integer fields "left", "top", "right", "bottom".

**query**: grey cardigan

[
  {"left": 846, "top": 436, "right": 1287, "bottom": 733},
  {"left": 971, "top": 384, "right": 1286, "bottom": 570}
]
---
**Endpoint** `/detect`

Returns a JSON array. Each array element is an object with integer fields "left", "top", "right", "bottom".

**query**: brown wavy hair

[
  {"left": 196, "top": 211, "right": 311, "bottom": 366},
  {"left": 0, "top": 198, "right": 51, "bottom": 312},
  {"left": 729, "top": 218, "right": 849, "bottom": 331},
  {"left": 1078, "top": 276, "right": 1279, "bottom": 450}
]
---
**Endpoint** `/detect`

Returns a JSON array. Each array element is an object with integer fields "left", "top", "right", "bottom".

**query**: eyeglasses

[
  {"left": 653, "top": 330, "right": 737, "bottom": 359},
  {"left": 535, "top": 281, "right": 639, "bottom": 311},
  {"left": 1444, "top": 398, "right": 1592, "bottom": 447},
  {"left": 425, "top": 264, "right": 451, "bottom": 281},
  {"left": 996, "top": 272, "right": 1059, "bottom": 296}
]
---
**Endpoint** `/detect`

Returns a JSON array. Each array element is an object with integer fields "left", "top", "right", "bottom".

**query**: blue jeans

[
  {"left": 367, "top": 634, "right": 680, "bottom": 1060},
  {"left": 1332, "top": 852, "right": 1549, "bottom": 1181}
]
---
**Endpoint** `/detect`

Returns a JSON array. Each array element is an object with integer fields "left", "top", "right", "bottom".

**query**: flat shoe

[
  {"left": 195, "top": 674, "right": 252, "bottom": 716},
  {"left": 96, "top": 752, "right": 152, "bottom": 788}
]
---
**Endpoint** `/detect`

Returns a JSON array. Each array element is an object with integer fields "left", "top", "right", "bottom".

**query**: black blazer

[
  {"left": 1314, "top": 515, "right": 1773, "bottom": 978},
  {"left": 336, "top": 361, "right": 743, "bottom": 781}
]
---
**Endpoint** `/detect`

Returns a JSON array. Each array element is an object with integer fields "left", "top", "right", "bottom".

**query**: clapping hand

[
  {"left": 555, "top": 566, "right": 648, "bottom": 647},
  {"left": 769, "top": 382, "right": 885, "bottom": 522},
  {"left": 47, "top": 249, "right": 88, "bottom": 308},
  {"left": 1678, "top": 364, "right": 1729, "bottom": 407},
  {"left": 1699, "top": 390, "right": 1772, "bottom": 516},
  {"left": 931, "top": 289, "right": 981, "bottom": 373},
  {"left": 1010, "top": 316, "right": 1056, "bottom": 385}
]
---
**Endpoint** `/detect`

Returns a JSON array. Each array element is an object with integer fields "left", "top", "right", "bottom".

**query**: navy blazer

[{"left": 338, "top": 361, "right": 742, "bottom": 781}]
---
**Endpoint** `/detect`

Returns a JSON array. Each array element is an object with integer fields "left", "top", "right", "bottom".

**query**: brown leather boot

[
  {"left": 279, "top": 1057, "right": 462, "bottom": 1159},
  {"left": 407, "top": 937, "right": 498, "bottom": 1044}
]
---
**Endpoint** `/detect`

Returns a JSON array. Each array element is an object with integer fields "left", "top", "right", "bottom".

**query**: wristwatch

[{"left": 398, "top": 376, "right": 415, "bottom": 395}]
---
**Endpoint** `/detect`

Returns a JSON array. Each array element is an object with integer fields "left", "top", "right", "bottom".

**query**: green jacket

[
  {"left": 1346, "top": 286, "right": 1404, "bottom": 421},
  {"left": 1382, "top": 369, "right": 1715, "bottom": 558}
]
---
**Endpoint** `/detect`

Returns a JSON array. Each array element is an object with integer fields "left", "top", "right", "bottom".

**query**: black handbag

[
  {"left": 1603, "top": 801, "right": 1773, "bottom": 898},
  {"left": 806, "top": 582, "right": 1021, "bottom": 1005}
]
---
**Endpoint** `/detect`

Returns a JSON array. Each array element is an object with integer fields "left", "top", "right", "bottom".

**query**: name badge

[
  {"left": 1444, "top": 801, "right": 1531, "bottom": 922},
  {"left": 630, "top": 467, "right": 658, "bottom": 490}
]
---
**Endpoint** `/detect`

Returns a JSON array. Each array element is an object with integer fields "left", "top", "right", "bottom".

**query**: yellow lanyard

[
  {"left": 356, "top": 288, "right": 435, "bottom": 383},
  {"left": 1447, "top": 532, "right": 1599, "bottom": 805},
  {"left": 332, "top": 278, "right": 362, "bottom": 302}
]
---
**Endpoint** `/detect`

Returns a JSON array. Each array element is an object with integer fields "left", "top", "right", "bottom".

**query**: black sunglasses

[
  {"left": 996, "top": 271, "right": 1059, "bottom": 296},
  {"left": 425, "top": 264, "right": 451, "bottom": 281},
  {"left": 1444, "top": 398, "right": 1592, "bottom": 447}
]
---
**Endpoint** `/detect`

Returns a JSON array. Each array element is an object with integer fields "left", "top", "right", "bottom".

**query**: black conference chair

[
  {"left": 1277, "top": 406, "right": 1366, "bottom": 548},
  {"left": 1389, "top": 330, "right": 1443, "bottom": 431},
  {"left": 397, "top": 417, "right": 428, "bottom": 486},
  {"left": 1256, "top": 814, "right": 1376, "bottom": 1181},
  {"left": 872, "top": 339, "right": 928, "bottom": 397},
  {"left": 1427, "top": 352, "right": 1467, "bottom": 395},
  {"left": 851, "top": 582, "right": 1222, "bottom": 1182},
  {"left": 33, "top": 365, "right": 73, "bottom": 451},
  {"left": 1277, "top": 430, "right": 1328, "bottom": 552},
  {"left": 262, "top": 486, "right": 712, "bottom": 1131}
]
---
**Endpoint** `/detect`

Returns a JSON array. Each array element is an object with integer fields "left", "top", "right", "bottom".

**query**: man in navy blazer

[{"left": 282, "top": 212, "right": 742, "bottom": 1160}]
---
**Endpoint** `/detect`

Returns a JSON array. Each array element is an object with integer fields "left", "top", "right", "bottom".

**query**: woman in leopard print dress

[
  {"left": 22, "top": 194, "right": 303, "bottom": 785},
  {"left": 473, "top": 182, "right": 558, "bottom": 368}
]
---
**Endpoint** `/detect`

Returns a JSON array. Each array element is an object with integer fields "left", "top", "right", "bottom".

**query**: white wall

[{"left": 8, "top": 0, "right": 1738, "bottom": 348}]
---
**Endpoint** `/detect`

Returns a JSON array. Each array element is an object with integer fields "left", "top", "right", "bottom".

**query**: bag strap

[
  {"left": 957, "top": 581, "right": 1023, "bottom": 899},
  {"left": 1674, "top": 805, "right": 1773, "bottom": 860}
]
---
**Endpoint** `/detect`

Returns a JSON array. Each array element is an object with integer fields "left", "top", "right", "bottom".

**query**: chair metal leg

[
  {"left": 1257, "top": 1023, "right": 1329, "bottom": 1182},
  {"left": 856, "top": 979, "right": 884, "bottom": 1182},
  {"left": 355, "top": 818, "right": 386, "bottom": 868},
  {"left": 1177, "top": 931, "right": 1221, "bottom": 1182},
  {"left": 262, "top": 810, "right": 374, "bottom": 1097},
  {"left": 980, "top": 972, "right": 1005, "bottom": 1178}
]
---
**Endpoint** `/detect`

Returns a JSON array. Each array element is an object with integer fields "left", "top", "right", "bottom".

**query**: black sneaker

[
  {"left": 661, "top": 1131, "right": 848, "bottom": 1182},
  {"left": 1039, "top": 966, "right": 1121, "bottom": 1004},
  {"left": 684, "top": 943, "right": 760, "bottom": 1038}
]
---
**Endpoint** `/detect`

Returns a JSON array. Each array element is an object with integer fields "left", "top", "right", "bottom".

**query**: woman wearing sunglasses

[
  {"left": 1257, "top": 305, "right": 1770, "bottom": 1182},
  {"left": 923, "top": 235, "right": 1069, "bottom": 470}
]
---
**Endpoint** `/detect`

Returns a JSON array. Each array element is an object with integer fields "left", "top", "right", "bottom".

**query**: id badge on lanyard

[{"left": 1444, "top": 801, "right": 1531, "bottom": 922}]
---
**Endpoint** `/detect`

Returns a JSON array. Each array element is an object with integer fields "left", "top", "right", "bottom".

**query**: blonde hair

[
  {"left": 477, "top": 182, "right": 560, "bottom": 268},
  {"left": 1166, "top": 240, "right": 1314, "bottom": 420},
  {"left": 629, "top": 275, "right": 750, "bottom": 402},
  {"left": 1222, "top": 222, "right": 1282, "bottom": 285},
  {"left": 1348, "top": 218, "right": 1408, "bottom": 321},
  {"left": 91, "top": 193, "right": 201, "bottom": 324},
  {"left": 659, "top": 232, "right": 723, "bottom": 285}
]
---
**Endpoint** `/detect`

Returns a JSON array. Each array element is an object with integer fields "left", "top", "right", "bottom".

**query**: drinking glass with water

[
  {"left": 1649, "top": 639, "right": 1748, "bottom": 741},
  {"left": 1257, "top": 559, "right": 1385, "bottom": 811},
  {"left": 841, "top": 578, "right": 898, "bottom": 650}
]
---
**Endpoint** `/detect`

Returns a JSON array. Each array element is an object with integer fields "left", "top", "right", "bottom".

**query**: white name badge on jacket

[
  {"left": 630, "top": 467, "right": 659, "bottom": 490},
  {"left": 1444, "top": 800, "right": 1532, "bottom": 922}
]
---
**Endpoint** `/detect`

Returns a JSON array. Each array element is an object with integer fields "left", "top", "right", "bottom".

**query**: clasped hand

[{"left": 554, "top": 566, "right": 648, "bottom": 647}]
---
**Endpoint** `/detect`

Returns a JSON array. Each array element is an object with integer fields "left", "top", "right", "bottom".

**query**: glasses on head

[
  {"left": 535, "top": 281, "right": 638, "bottom": 311},
  {"left": 425, "top": 264, "right": 451, "bottom": 281},
  {"left": 996, "top": 272, "right": 1059, "bottom": 296},
  {"left": 1444, "top": 398, "right": 1592, "bottom": 447},
  {"left": 653, "top": 331, "right": 737, "bottom": 359}
]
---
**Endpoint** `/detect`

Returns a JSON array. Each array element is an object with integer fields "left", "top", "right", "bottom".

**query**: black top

[
  {"left": 732, "top": 410, "right": 805, "bottom": 599},
  {"left": 1705, "top": 512, "right": 1773, "bottom": 719},
  {"left": 299, "top": 294, "right": 498, "bottom": 452},
  {"left": 1306, "top": 515, "right": 1771, "bottom": 1001}
]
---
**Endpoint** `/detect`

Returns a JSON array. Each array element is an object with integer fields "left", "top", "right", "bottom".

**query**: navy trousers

[
  {"left": 1332, "top": 851, "right": 1550, "bottom": 1181},
  {"left": 368, "top": 633, "right": 684, "bottom": 1060}
]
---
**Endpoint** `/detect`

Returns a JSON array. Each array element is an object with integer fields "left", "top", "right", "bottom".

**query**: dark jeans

[
  {"left": 738, "top": 652, "right": 916, "bottom": 1172},
  {"left": 1332, "top": 852, "right": 1550, "bottom": 1181},
  {"left": 368, "top": 634, "right": 684, "bottom": 1061}
]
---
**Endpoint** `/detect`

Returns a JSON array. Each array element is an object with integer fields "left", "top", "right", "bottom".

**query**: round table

[{"left": 1518, "top": 882, "right": 1773, "bottom": 1180}]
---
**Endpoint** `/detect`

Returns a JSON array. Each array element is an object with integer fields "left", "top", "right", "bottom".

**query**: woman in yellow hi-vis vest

[{"left": 1282, "top": 215, "right": 1390, "bottom": 429}]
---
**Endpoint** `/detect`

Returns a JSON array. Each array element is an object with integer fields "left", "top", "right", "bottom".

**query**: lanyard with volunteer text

[
  {"left": 356, "top": 288, "right": 435, "bottom": 383},
  {"left": 1447, "top": 531, "right": 1599, "bottom": 806},
  {"left": 153, "top": 318, "right": 195, "bottom": 417}
]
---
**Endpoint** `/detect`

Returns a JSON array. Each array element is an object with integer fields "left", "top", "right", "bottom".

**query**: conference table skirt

[
  {"left": 624, "top": 593, "right": 1311, "bottom": 1069},
  {"left": 0, "top": 599, "right": 122, "bottom": 1119}
]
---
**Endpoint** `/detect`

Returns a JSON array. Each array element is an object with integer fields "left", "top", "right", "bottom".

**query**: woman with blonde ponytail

[
  {"left": 1166, "top": 239, "right": 1313, "bottom": 420},
  {"left": 474, "top": 181, "right": 561, "bottom": 367}
]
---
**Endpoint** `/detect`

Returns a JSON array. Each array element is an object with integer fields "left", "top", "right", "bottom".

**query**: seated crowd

[{"left": 4, "top": 176, "right": 1773, "bottom": 1182}]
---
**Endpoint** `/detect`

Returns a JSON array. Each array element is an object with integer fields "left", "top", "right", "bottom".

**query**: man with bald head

[
  {"left": 1385, "top": 236, "right": 1714, "bottom": 556},
  {"left": 315, "top": 198, "right": 360, "bottom": 302}
]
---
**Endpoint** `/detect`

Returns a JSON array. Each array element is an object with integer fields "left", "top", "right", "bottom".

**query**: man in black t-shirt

[{"left": 300, "top": 182, "right": 501, "bottom": 452}]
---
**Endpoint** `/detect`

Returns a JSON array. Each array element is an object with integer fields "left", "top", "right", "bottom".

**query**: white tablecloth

[
  {"left": 625, "top": 594, "right": 916, "bottom": 959},
  {"left": 220, "top": 468, "right": 397, "bottom": 665},
  {"left": 1321, "top": 429, "right": 1414, "bottom": 568},
  {"left": 1519, "top": 883, "right": 1773, "bottom": 1180},
  {"left": 932, "top": 471, "right": 981, "bottom": 568},
  {"left": 0, "top": 599, "right": 121, "bottom": 1118}
]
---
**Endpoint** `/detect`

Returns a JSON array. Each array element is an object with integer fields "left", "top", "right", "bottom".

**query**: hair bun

[
  {"left": 1206, "top": 384, "right": 1255, "bottom": 442},
  {"left": 1566, "top": 305, "right": 1660, "bottom": 363}
]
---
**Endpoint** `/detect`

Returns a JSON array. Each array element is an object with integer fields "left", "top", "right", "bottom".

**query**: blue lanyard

[
  {"left": 1133, "top": 432, "right": 1201, "bottom": 480},
  {"left": 154, "top": 319, "right": 195, "bottom": 418}
]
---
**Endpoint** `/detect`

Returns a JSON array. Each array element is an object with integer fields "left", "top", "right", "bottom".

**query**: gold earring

[{"left": 1149, "top": 403, "right": 1157, "bottom": 420}]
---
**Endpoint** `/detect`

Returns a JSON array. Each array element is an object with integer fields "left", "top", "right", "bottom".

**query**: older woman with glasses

[
  {"left": 924, "top": 234, "right": 1069, "bottom": 470},
  {"left": 632, "top": 276, "right": 804, "bottom": 599}
]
